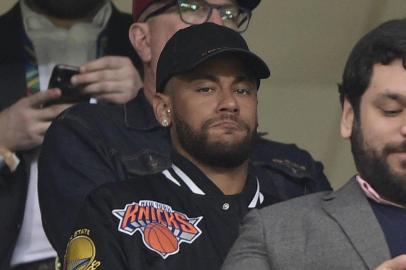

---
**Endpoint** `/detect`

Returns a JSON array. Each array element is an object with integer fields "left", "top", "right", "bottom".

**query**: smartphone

[{"left": 45, "top": 64, "right": 90, "bottom": 106}]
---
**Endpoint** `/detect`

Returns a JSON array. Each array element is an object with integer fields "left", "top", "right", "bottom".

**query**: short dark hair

[{"left": 338, "top": 18, "right": 406, "bottom": 115}]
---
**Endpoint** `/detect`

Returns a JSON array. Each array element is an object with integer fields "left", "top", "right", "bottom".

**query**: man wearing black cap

[
  {"left": 63, "top": 22, "right": 271, "bottom": 270},
  {"left": 39, "top": 0, "right": 332, "bottom": 260}
]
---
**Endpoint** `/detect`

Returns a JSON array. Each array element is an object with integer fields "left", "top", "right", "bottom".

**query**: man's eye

[
  {"left": 235, "top": 88, "right": 252, "bottom": 95},
  {"left": 383, "top": 109, "right": 402, "bottom": 116},
  {"left": 197, "top": 87, "right": 214, "bottom": 93}
]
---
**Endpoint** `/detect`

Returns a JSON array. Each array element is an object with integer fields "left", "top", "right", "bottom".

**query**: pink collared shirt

[{"left": 356, "top": 175, "right": 405, "bottom": 208}]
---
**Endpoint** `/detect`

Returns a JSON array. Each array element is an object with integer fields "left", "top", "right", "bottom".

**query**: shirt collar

[
  {"left": 356, "top": 175, "right": 405, "bottom": 209},
  {"left": 161, "top": 151, "right": 264, "bottom": 208}
]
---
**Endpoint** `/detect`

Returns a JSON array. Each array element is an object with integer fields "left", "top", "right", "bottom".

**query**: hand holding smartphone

[{"left": 45, "top": 64, "right": 90, "bottom": 106}]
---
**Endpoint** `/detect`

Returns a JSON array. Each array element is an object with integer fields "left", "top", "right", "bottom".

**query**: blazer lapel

[{"left": 322, "top": 178, "right": 391, "bottom": 269}]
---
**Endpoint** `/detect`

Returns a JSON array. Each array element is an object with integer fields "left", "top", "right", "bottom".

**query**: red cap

[
  {"left": 132, "top": 0, "right": 261, "bottom": 22},
  {"left": 132, "top": 0, "right": 154, "bottom": 22}
]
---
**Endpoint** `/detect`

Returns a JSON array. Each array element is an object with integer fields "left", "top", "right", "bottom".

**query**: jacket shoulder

[
  {"left": 252, "top": 137, "right": 331, "bottom": 200},
  {"left": 252, "top": 136, "right": 317, "bottom": 171},
  {"left": 54, "top": 102, "right": 123, "bottom": 127}
]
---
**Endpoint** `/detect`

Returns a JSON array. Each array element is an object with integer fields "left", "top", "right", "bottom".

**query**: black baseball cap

[{"left": 156, "top": 23, "right": 270, "bottom": 92}]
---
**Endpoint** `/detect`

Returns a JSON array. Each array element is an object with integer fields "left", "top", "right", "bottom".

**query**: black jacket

[
  {"left": 39, "top": 90, "right": 332, "bottom": 259},
  {"left": 63, "top": 152, "right": 281, "bottom": 270},
  {"left": 0, "top": 3, "right": 140, "bottom": 269}
]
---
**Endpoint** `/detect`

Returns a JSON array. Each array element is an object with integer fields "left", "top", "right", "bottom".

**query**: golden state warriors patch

[
  {"left": 112, "top": 200, "right": 203, "bottom": 259},
  {"left": 64, "top": 229, "right": 101, "bottom": 270}
]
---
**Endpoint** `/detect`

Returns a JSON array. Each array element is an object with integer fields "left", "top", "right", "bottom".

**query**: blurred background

[{"left": 2, "top": 0, "right": 406, "bottom": 189}]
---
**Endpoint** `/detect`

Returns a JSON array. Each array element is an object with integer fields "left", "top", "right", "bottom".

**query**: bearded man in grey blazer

[{"left": 222, "top": 18, "right": 406, "bottom": 270}]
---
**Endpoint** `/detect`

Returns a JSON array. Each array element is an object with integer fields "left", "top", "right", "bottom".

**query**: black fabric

[
  {"left": 370, "top": 200, "right": 406, "bottom": 257},
  {"left": 63, "top": 152, "right": 270, "bottom": 270},
  {"left": 10, "top": 257, "right": 55, "bottom": 270},
  {"left": 0, "top": 3, "right": 141, "bottom": 269}
]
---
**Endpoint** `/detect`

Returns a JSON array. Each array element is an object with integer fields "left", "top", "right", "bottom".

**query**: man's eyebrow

[
  {"left": 375, "top": 90, "right": 406, "bottom": 104},
  {"left": 184, "top": 73, "right": 219, "bottom": 83},
  {"left": 183, "top": 73, "right": 257, "bottom": 84},
  {"left": 234, "top": 75, "right": 257, "bottom": 84}
]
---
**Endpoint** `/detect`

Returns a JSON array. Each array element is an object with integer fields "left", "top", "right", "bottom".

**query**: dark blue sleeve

[
  {"left": 63, "top": 189, "right": 128, "bottom": 270},
  {"left": 38, "top": 107, "right": 123, "bottom": 258}
]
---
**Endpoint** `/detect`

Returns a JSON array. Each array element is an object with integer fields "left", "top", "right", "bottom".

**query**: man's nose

[
  {"left": 207, "top": 8, "right": 224, "bottom": 25},
  {"left": 218, "top": 89, "right": 239, "bottom": 113}
]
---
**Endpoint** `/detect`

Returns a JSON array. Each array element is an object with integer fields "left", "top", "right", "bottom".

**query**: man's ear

[
  {"left": 129, "top": 22, "right": 152, "bottom": 63},
  {"left": 152, "top": 92, "right": 172, "bottom": 127},
  {"left": 340, "top": 98, "right": 355, "bottom": 138}
]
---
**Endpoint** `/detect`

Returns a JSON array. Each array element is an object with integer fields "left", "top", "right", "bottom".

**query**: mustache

[
  {"left": 202, "top": 114, "right": 250, "bottom": 131},
  {"left": 383, "top": 141, "right": 406, "bottom": 155}
]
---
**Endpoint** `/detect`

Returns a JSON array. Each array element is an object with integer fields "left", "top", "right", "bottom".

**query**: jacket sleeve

[
  {"left": 38, "top": 107, "right": 124, "bottom": 259},
  {"left": 221, "top": 209, "right": 270, "bottom": 270},
  {"left": 63, "top": 191, "right": 127, "bottom": 270}
]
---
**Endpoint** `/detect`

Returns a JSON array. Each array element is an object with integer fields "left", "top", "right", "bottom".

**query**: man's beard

[
  {"left": 30, "top": 0, "right": 105, "bottom": 19},
  {"left": 351, "top": 119, "right": 406, "bottom": 206},
  {"left": 173, "top": 111, "right": 255, "bottom": 168}
]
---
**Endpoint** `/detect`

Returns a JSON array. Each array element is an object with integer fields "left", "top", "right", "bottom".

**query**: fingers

[
  {"left": 21, "top": 120, "right": 52, "bottom": 149},
  {"left": 91, "top": 89, "right": 139, "bottom": 104},
  {"left": 82, "top": 77, "right": 140, "bottom": 104},
  {"left": 37, "top": 103, "right": 73, "bottom": 121},
  {"left": 33, "top": 121, "right": 52, "bottom": 139},
  {"left": 72, "top": 69, "right": 123, "bottom": 85},
  {"left": 0, "top": 91, "right": 70, "bottom": 152},
  {"left": 19, "top": 104, "right": 72, "bottom": 150},
  {"left": 80, "top": 55, "right": 128, "bottom": 72},
  {"left": 26, "top": 88, "right": 62, "bottom": 107},
  {"left": 376, "top": 255, "right": 406, "bottom": 270},
  {"left": 72, "top": 57, "right": 134, "bottom": 85},
  {"left": 70, "top": 56, "right": 142, "bottom": 104}
]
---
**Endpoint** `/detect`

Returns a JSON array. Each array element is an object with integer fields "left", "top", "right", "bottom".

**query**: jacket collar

[
  {"left": 321, "top": 178, "right": 391, "bottom": 268},
  {"left": 161, "top": 151, "right": 264, "bottom": 208},
  {"left": 0, "top": 3, "right": 27, "bottom": 110},
  {"left": 0, "top": 3, "right": 24, "bottom": 62}
]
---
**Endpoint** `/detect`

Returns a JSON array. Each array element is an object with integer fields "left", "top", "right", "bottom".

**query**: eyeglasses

[{"left": 143, "top": 0, "right": 252, "bottom": 33}]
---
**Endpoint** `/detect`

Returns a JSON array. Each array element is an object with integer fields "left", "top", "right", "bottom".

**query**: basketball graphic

[
  {"left": 113, "top": 200, "right": 203, "bottom": 259},
  {"left": 144, "top": 223, "right": 179, "bottom": 254}
]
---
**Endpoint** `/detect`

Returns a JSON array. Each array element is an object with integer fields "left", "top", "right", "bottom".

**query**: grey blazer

[{"left": 222, "top": 178, "right": 391, "bottom": 270}]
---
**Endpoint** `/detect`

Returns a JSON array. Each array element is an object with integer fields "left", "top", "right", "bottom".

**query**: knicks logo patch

[
  {"left": 64, "top": 229, "right": 101, "bottom": 270},
  {"left": 112, "top": 200, "right": 203, "bottom": 259}
]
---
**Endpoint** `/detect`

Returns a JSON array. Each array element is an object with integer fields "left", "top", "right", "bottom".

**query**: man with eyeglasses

[
  {"left": 38, "top": 0, "right": 332, "bottom": 260},
  {"left": 140, "top": 0, "right": 251, "bottom": 30}
]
